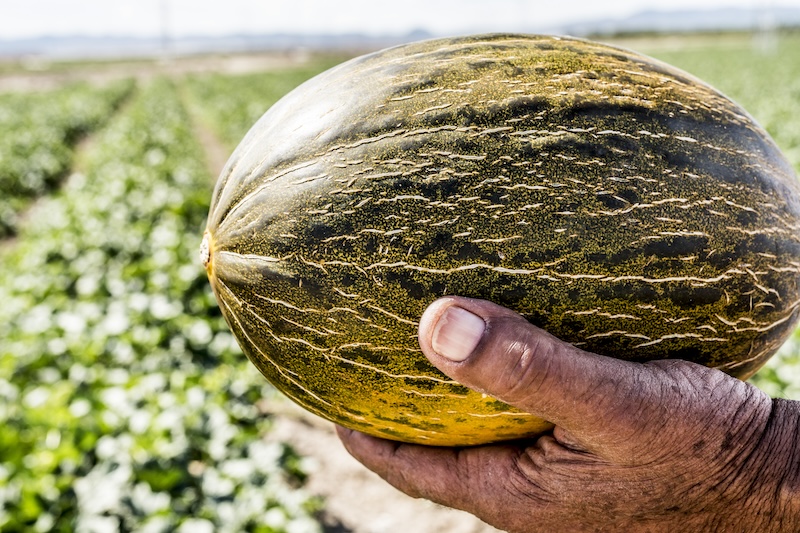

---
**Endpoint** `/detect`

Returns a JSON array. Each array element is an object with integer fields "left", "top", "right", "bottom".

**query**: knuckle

[{"left": 491, "top": 324, "right": 560, "bottom": 405}]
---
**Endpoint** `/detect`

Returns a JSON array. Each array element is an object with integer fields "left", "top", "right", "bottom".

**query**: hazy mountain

[
  {"left": 562, "top": 6, "right": 800, "bottom": 36},
  {"left": 0, "top": 32, "right": 430, "bottom": 60}
]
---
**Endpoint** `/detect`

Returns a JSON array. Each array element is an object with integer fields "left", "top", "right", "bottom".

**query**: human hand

[{"left": 337, "top": 296, "right": 800, "bottom": 533}]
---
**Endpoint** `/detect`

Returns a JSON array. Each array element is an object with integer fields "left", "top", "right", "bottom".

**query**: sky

[{"left": 0, "top": 0, "right": 797, "bottom": 40}]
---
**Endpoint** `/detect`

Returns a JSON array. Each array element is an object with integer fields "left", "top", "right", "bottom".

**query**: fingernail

[{"left": 431, "top": 306, "right": 485, "bottom": 362}]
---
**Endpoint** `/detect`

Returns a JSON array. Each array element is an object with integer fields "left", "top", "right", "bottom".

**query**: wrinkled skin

[{"left": 337, "top": 297, "right": 800, "bottom": 533}]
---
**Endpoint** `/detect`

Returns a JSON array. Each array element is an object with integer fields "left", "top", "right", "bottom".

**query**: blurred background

[
  {"left": 1, "top": 1, "right": 799, "bottom": 532},
  {"left": 2, "top": 0, "right": 799, "bottom": 58}
]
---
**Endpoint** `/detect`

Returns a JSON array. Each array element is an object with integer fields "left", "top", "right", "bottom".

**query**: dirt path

[
  {"left": 184, "top": 97, "right": 232, "bottom": 183},
  {"left": 176, "top": 76, "right": 233, "bottom": 185},
  {"left": 266, "top": 400, "right": 503, "bottom": 533}
]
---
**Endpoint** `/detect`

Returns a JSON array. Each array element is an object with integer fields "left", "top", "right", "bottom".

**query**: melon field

[{"left": 1, "top": 32, "right": 799, "bottom": 532}]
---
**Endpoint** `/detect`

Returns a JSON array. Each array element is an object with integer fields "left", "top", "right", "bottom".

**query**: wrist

[
  {"left": 761, "top": 399, "right": 800, "bottom": 533},
  {"left": 694, "top": 395, "right": 800, "bottom": 533},
  {"left": 724, "top": 397, "right": 800, "bottom": 533}
]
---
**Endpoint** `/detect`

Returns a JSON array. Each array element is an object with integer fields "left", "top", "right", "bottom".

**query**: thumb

[{"left": 418, "top": 296, "right": 654, "bottom": 446}]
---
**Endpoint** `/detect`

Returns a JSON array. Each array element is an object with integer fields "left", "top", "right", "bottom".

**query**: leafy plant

[{"left": 0, "top": 78, "right": 321, "bottom": 532}]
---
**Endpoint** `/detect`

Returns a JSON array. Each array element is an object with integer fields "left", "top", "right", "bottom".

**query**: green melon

[{"left": 202, "top": 34, "right": 800, "bottom": 446}]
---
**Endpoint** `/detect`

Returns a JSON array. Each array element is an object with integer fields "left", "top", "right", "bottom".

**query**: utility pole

[
  {"left": 754, "top": 0, "right": 778, "bottom": 53},
  {"left": 160, "top": 0, "right": 172, "bottom": 61}
]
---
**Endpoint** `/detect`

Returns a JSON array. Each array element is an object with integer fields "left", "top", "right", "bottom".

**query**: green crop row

[
  {"left": 0, "top": 79, "right": 320, "bottom": 532},
  {"left": 182, "top": 57, "right": 345, "bottom": 150},
  {"left": 0, "top": 80, "right": 134, "bottom": 238}
]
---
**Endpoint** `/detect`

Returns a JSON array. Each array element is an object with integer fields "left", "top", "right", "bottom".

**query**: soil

[
  {"left": 265, "top": 401, "right": 503, "bottom": 533},
  {"left": 183, "top": 90, "right": 232, "bottom": 180}
]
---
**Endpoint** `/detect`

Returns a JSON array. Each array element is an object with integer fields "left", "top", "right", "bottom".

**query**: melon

[{"left": 202, "top": 34, "right": 800, "bottom": 446}]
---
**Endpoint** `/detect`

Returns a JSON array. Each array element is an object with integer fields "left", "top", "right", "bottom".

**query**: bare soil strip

[
  {"left": 264, "top": 400, "right": 503, "bottom": 533},
  {"left": 183, "top": 99, "right": 232, "bottom": 183}
]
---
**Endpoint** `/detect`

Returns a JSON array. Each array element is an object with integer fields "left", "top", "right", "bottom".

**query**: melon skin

[{"left": 203, "top": 34, "right": 800, "bottom": 446}]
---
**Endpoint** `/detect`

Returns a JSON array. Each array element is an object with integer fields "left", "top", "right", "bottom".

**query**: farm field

[
  {"left": 0, "top": 32, "right": 799, "bottom": 532},
  {"left": 0, "top": 80, "right": 133, "bottom": 238}
]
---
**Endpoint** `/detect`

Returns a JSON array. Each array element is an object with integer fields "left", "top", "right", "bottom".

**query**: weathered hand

[{"left": 337, "top": 296, "right": 800, "bottom": 533}]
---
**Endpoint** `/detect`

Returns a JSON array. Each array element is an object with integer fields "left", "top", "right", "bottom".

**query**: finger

[
  {"left": 335, "top": 425, "right": 469, "bottom": 503},
  {"left": 418, "top": 296, "right": 660, "bottom": 447},
  {"left": 335, "top": 425, "right": 526, "bottom": 522}
]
